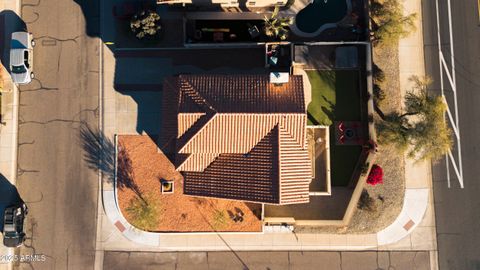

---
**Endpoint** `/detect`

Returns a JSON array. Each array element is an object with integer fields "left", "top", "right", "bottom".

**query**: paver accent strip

[
  {"left": 114, "top": 221, "right": 126, "bottom": 232},
  {"left": 403, "top": 219, "right": 415, "bottom": 231}
]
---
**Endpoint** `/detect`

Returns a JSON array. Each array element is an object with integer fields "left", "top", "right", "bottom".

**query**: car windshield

[
  {"left": 4, "top": 223, "right": 15, "bottom": 232},
  {"left": 11, "top": 65, "right": 26, "bottom": 74}
]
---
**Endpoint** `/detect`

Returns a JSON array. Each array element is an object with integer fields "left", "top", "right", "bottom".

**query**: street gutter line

[{"left": 93, "top": 3, "right": 106, "bottom": 266}]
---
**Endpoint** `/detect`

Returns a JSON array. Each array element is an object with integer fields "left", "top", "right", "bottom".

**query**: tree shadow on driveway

[{"left": 79, "top": 124, "right": 145, "bottom": 200}]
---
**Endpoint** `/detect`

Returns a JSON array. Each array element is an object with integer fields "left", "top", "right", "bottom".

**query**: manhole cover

[{"left": 41, "top": 39, "right": 57, "bottom": 46}]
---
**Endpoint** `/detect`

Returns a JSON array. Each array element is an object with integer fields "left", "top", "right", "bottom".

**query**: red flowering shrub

[{"left": 367, "top": 164, "right": 383, "bottom": 186}]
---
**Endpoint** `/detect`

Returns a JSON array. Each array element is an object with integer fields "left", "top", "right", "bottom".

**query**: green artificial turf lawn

[
  {"left": 306, "top": 70, "right": 363, "bottom": 186},
  {"left": 329, "top": 141, "right": 363, "bottom": 186},
  {"left": 306, "top": 70, "right": 360, "bottom": 125}
]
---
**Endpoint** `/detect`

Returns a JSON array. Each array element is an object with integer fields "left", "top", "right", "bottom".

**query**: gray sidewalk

[
  {"left": 0, "top": 0, "right": 22, "bottom": 268},
  {"left": 0, "top": 3, "right": 20, "bottom": 270},
  {"left": 0, "top": 66, "right": 17, "bottom": 270},
  {"left": 0, "top": 35, "right": 19, "bottom": 270}
]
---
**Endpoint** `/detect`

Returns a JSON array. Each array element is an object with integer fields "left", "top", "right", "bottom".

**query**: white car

[{"left": 9, "top": 32, "right": 35, "bottom": 84}]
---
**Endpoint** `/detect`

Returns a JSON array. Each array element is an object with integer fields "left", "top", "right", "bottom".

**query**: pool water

[{"left": 295, "top": 0, "right": 348, "bottom": 33}]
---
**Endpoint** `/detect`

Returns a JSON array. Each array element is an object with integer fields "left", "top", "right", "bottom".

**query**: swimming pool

[{"left": 295, "top": 0, "right": 349, "bottom": 34}]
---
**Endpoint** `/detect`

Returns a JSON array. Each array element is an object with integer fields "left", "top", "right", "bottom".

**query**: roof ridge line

[
  {"left": 279, "top": 115, "right": 306, "bottom": 148},
  {"left": 180, "top": 76, "right": 217, "bottom": 113},
  {"left": 177, "top": 113, "right": 217, "bottom": 153},
  {"left": 177, "top": 153, "right": 219, "bottom": 172}
]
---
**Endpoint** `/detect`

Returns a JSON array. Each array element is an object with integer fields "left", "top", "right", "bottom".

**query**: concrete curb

[{"left": 377, "top": 189, "right": 429, "bottom": 245}]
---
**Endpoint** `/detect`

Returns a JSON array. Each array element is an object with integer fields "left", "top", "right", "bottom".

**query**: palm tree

[
  {"left": 263, "top": 6, "right": 294, "bottom": 40},
  {"left": 130, "top": 10, "right": 162, "bottom": 39}
]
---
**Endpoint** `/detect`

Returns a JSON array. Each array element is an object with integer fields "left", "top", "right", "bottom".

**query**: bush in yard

[
  {"left": 211, "top": 209, "right": 227, "bottom": 230},
  {"left": 369, "top": 0, "right": 417, "bottom": 46},
  {"left": 367, "top": 164, "right": 383, "bottom": 186},
  {"left": 358, "top": 190, "right": 377, "bottom": 211},
  {"left": 130, "top": 10, "right": 161, "bottom": 39},
  {"left": 360, "top": 162, "right": 370, "bottom": 176},
  {"left": 376, "top": 76, "right": 453, "bottom": 161},
  {"left": 372, "top": 63, "right": 386, "bottom": 106},
  {"left": 125, "top": 192, "right": 161, "bottom": 231}
]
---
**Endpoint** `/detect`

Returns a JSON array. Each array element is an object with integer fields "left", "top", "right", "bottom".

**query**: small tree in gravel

[
  {"left": 211, "top": 209, "right": 227, "bottom": 230},
  {"left": 130, "top": 10, "right": 161, "bottom": 39},
  {"left": 125, "top": 192, "right": 160, "bottom": 231},
  {"left": 358, "top": 190, "right": 377, "bottom": 212},
  {"left": 372, "top": 63, "right": 386, "bottom": 107},
  {"left": 369, "top": 0, "right": 417, "bottom": 46},
  {"left": 264, "top": 6, "right": 294, "bottom": 40},
  {"left": 377, "top": 76, "right": 453, "bottom": 161}
]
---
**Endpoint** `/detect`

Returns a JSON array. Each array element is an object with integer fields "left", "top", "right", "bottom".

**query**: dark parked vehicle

[{"left": 2, "top": 203, "right": 28, "bottom": 247}]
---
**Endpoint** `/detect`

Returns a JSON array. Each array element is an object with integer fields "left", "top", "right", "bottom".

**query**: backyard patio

[{"left": 306, "top": 69, "right": 365, "bottom": 187}]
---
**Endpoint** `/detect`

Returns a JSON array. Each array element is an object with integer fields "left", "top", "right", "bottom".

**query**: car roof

[{"left": 11, "top": 32, "right": 29, "bottom": 49}]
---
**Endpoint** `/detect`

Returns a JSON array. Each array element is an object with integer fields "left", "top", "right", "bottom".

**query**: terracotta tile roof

[
  {"left": 177, "top": 74, "right": 305, "bottom": 113},
  {"left": 183, "top": 127, "right": 280, "bottom": 203},
  {"left": 165, "top": 75, "right": 311, "bottom": 205},
  {"left": 177, "top": 113, "right": 205, "bottom": 138}
]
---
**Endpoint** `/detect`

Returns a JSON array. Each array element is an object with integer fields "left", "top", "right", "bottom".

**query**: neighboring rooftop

[{"left": 163, "top": 74, "right": 312, "bottom": 205}]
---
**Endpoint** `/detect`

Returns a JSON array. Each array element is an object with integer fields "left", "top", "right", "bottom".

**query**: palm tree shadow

[
  {"left": 79, "top": 124, "right": 144, "bottom": 201},
  {"left": 117, "top": 142, "right": 145, "bottom": 201},
  {"left": 79, "top": 124, "right": 115, "bottom": 184}
]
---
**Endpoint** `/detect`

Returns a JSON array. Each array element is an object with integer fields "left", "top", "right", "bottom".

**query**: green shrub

[
  {"left": 125, "top": 193, "right": 160, "bottom": 231},
  {"left": 211, "top": 209, "right": 227, "bottom": 230},
  {"left": 130, "top": 10, "right": 161, "bottom": 39},
  {"left": 372, "top": 63, "right": 386, "bottom": 106},
  {"left": 264, "top": 6, "right": 294, "bottom": 40},
  {"left": 360, "top": 162, "right": 370, "bottom": 176},
  {"left": 370, "top": 0, "right": 417, "bottom": 46},
  {"left": 357, "top": 190, "right": 377, "bottom": 212}
]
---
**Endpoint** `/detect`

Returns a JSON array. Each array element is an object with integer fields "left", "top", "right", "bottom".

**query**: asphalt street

[
  {"left": 422, "top": 0, "right": 480, "bottom": 269},
  {"left": 13, "top": 0, "right": 100, "bottom": 269}
]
